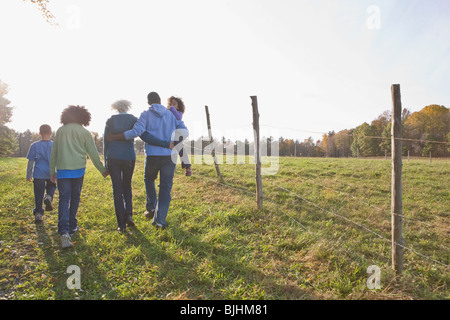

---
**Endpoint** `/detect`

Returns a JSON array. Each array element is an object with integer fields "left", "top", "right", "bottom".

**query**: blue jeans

[
  {"left": 33, "top": 179, "right": 56, "bottom": 215},
  {"left": 107, "top": 159, "right": 135, "bottom": 230},
  {"left": 144, "top": 156, "right": 176, "bottom": 227},
  {"left": 57, "top": 176, "right": 84, "bottom": 235}
]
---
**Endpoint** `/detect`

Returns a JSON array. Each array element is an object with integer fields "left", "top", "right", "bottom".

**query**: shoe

[
  {"left": 153, "top": 222, "right": 167, "bottom": 230},
  {"left": 44, "top": 195, "right": 53, "bottom": 211},
  {"left": 34, "top": 213, "right": 43, "bottom": 223},
  {"left": 144, "top": 209, "right": 155, "bottom": 220},
  {"left": 185, "top": 167, "right": 192, "bottom": 176},
  {"left": 61, "top": 234, "right": 73, "bottom": 249},
  {"left": 118, "top": 227, "right": 133, "bottom": 236},
  {"left": 126, "top": 214, "right": 135, "bottom": 227}
]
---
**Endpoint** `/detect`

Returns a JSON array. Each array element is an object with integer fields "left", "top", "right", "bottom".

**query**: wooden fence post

[
  {"left": 251, "top": 96, "right": 263, "bottom": 210},
  {"left": 391, "top": 84, "right": 404, "bottom": 275},
  {"left": 205, "top": 105, "right": 223, "bottom": 181}
]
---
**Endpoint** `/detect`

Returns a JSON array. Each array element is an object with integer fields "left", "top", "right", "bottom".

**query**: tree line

[{"left": 1, "top": 79, "right": 449, "bottom": 158}]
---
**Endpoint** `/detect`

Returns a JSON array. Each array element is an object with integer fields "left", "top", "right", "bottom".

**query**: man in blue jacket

[{"left": 108, "top": 92, "right": 188, "bottom": 230}]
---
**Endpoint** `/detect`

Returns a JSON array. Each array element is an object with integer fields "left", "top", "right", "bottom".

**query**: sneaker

[
  {"left": 144, "top": 209, "right": 155, "bottom": 220},
  {"left": 153, "top": 222, "right": 167, "bottom": 230},
  {"left": 34, "top": 213, "right": 43, "bottom": 223},
  {"left": 61, "top": 234, "right": 73, "bottom": 249},
  {"left": 44, "top": 195, "right": 53, "bottom": 211},
  {"left": 185, "top": 167, "right": 192, "bottom": 176}
]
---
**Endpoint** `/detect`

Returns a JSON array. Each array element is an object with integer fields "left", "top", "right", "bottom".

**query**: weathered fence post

[
  {"left": 391, "top": 84, "right": 404, "bottom": 276},
  {"left": 429, "top": 151, "right": 432, "bottom": 163},
  {"left": 205, "top": 105, "right": 223, "bottom": 181},
  {"left": 251, "top": 96, "right": 263, "bottom": 210}
]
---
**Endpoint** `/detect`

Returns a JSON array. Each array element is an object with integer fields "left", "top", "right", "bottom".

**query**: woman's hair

[
  {"left": 111, "top": 100, "right": 132, "bottom": 113},
  {"left": 167, "top": 96, "right": 186, "bottom": 114},
  {"left": 60, "top": 105, "right": 91, "bottom": 126}
]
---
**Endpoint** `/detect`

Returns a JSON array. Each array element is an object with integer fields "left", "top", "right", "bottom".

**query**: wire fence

[{"left": 182, "top": 142, "right": 449, "bottom": 271}]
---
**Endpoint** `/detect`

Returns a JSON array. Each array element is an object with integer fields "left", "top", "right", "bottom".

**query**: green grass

[{"left": 0, "top": 156, "right": 448, "bottom": 300}]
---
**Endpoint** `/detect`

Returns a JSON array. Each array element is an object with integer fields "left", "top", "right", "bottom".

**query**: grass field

[{"left": 0, "top": 155, "right": 448, "bottom": 300}]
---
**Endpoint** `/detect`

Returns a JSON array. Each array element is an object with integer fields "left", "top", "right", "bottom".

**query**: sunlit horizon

[{"left": 1, "top": 0, "right": 449, "bottom": 142}]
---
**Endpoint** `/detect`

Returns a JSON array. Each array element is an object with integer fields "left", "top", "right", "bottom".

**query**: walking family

[{"left": 26, "top": 91, "right": 189, "bottom": 248}]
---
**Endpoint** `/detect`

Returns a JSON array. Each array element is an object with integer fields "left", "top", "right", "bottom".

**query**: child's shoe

[
  {"left": 44, "top": 195, "right": 53, "bottom": 211},
  {"left": 185, "top": 167, "right": 192, "bottom": 176},
  {"left": 61, "top": 234, "right": 73, "bottom": 249}
]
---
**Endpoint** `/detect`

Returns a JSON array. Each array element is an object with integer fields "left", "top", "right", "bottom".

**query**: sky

[{"left": 1, "top": 0, "right": 449, "bottom": 142}]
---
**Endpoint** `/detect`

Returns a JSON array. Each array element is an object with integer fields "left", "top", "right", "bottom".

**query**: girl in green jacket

[{"left": 50, "top": 105, "right": 109, "bottom": 248}]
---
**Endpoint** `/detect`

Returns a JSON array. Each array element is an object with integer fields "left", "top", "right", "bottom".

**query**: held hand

[
  {"left": 102, "top": 170, "right": 110, "bottom": 178},
  {"left": 27, "top": 178, "right": 32, "bottom": 182},
  {"left": 169, "top": 141, "right": 175, "bottom": 150},
  {"left": 106, "top": 133, "right": 114, "bottom": 142},
  {"left": 50, "top": 174, "right": 57, "bottom": 185}
]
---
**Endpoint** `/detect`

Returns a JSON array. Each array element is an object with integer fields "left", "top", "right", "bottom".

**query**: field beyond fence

[{"left": 0, "top": 155, "right": 448, "bottom": 300}]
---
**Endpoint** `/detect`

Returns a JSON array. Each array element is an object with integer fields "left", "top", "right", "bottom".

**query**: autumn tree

[
  {"left": 404, "top": 105, "right": 449, "bottom": 156},
  {"left": 334, "top": 129, "right": 353, "bottom": 157}
]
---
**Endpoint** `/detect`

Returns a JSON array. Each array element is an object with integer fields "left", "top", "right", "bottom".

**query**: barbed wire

[
  {"left": 188, "top": 165, "right": 449, "bottom": 268},
  {"left": 275, "top": 166, "right": 448, "bottom": 229},
  {"left": 270, "top": 182, "right": 449, "bottom": 268}
]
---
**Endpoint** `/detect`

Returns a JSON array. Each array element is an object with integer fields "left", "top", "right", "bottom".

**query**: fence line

[
  {"left": 276, "top": 166, "right": 445, "bottom": 229},
  {"left": 270, "top": 182, "right": 449, "bottom": 268},
  {"left": 188, "top": 165, "right": 449, "bottom": 268},
  {"left": 182, "top": 148, "right": 447, "bottom": 229}
]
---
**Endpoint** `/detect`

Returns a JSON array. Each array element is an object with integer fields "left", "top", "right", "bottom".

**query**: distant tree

[
  {"left": 0, "top": 80, "right": 18, "bottom": 156},
  {"left": 0, "top": 126, "right": 18, "bottom": 156},
  {"left": 447, "top": 132, "right": 450, "bottom": 152},
  {"left": 135, "top": 138, "right": 145, "bottom": 155},
  {"left": 0, "top": 80, "right": 13, "bottom": 126},
  {"left": 371, "top": 110, "right": 390, "bottom": 136},
  {"left": 379, "top": 122, "right": 391, "bottom": 155},
  {"left": 16, "top": 129, "right": 40, "bottom": 157},
  {"left": 351, "top": 123, "right": 380, "bottom": 157},
  {"left": 334, "top": 129, "right": 353, "bottom": 157},
  {"left": 404, "top": 105, "right": 449, "bottom": 157},
  {"left": 91, "top": 132, "right": 103, "bottom": 154}
]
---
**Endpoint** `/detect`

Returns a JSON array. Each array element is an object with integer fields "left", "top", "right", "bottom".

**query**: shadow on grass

[
  {"left": 125, "top": 217, "right": 316, "bottom": 300},
  {"left": 34, "top": 221, "right": 112, "bottom": 299}
]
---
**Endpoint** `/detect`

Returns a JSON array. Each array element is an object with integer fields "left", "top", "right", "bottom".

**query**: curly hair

[
  {"left": 111, "top": 100, "right": 132, "bottom": 113},
  {"left": 167, "top": 96, "right": 186, "bottom": 114},
  {"left": 60, "top": 105, "right": 91, "bottom": 126}
]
